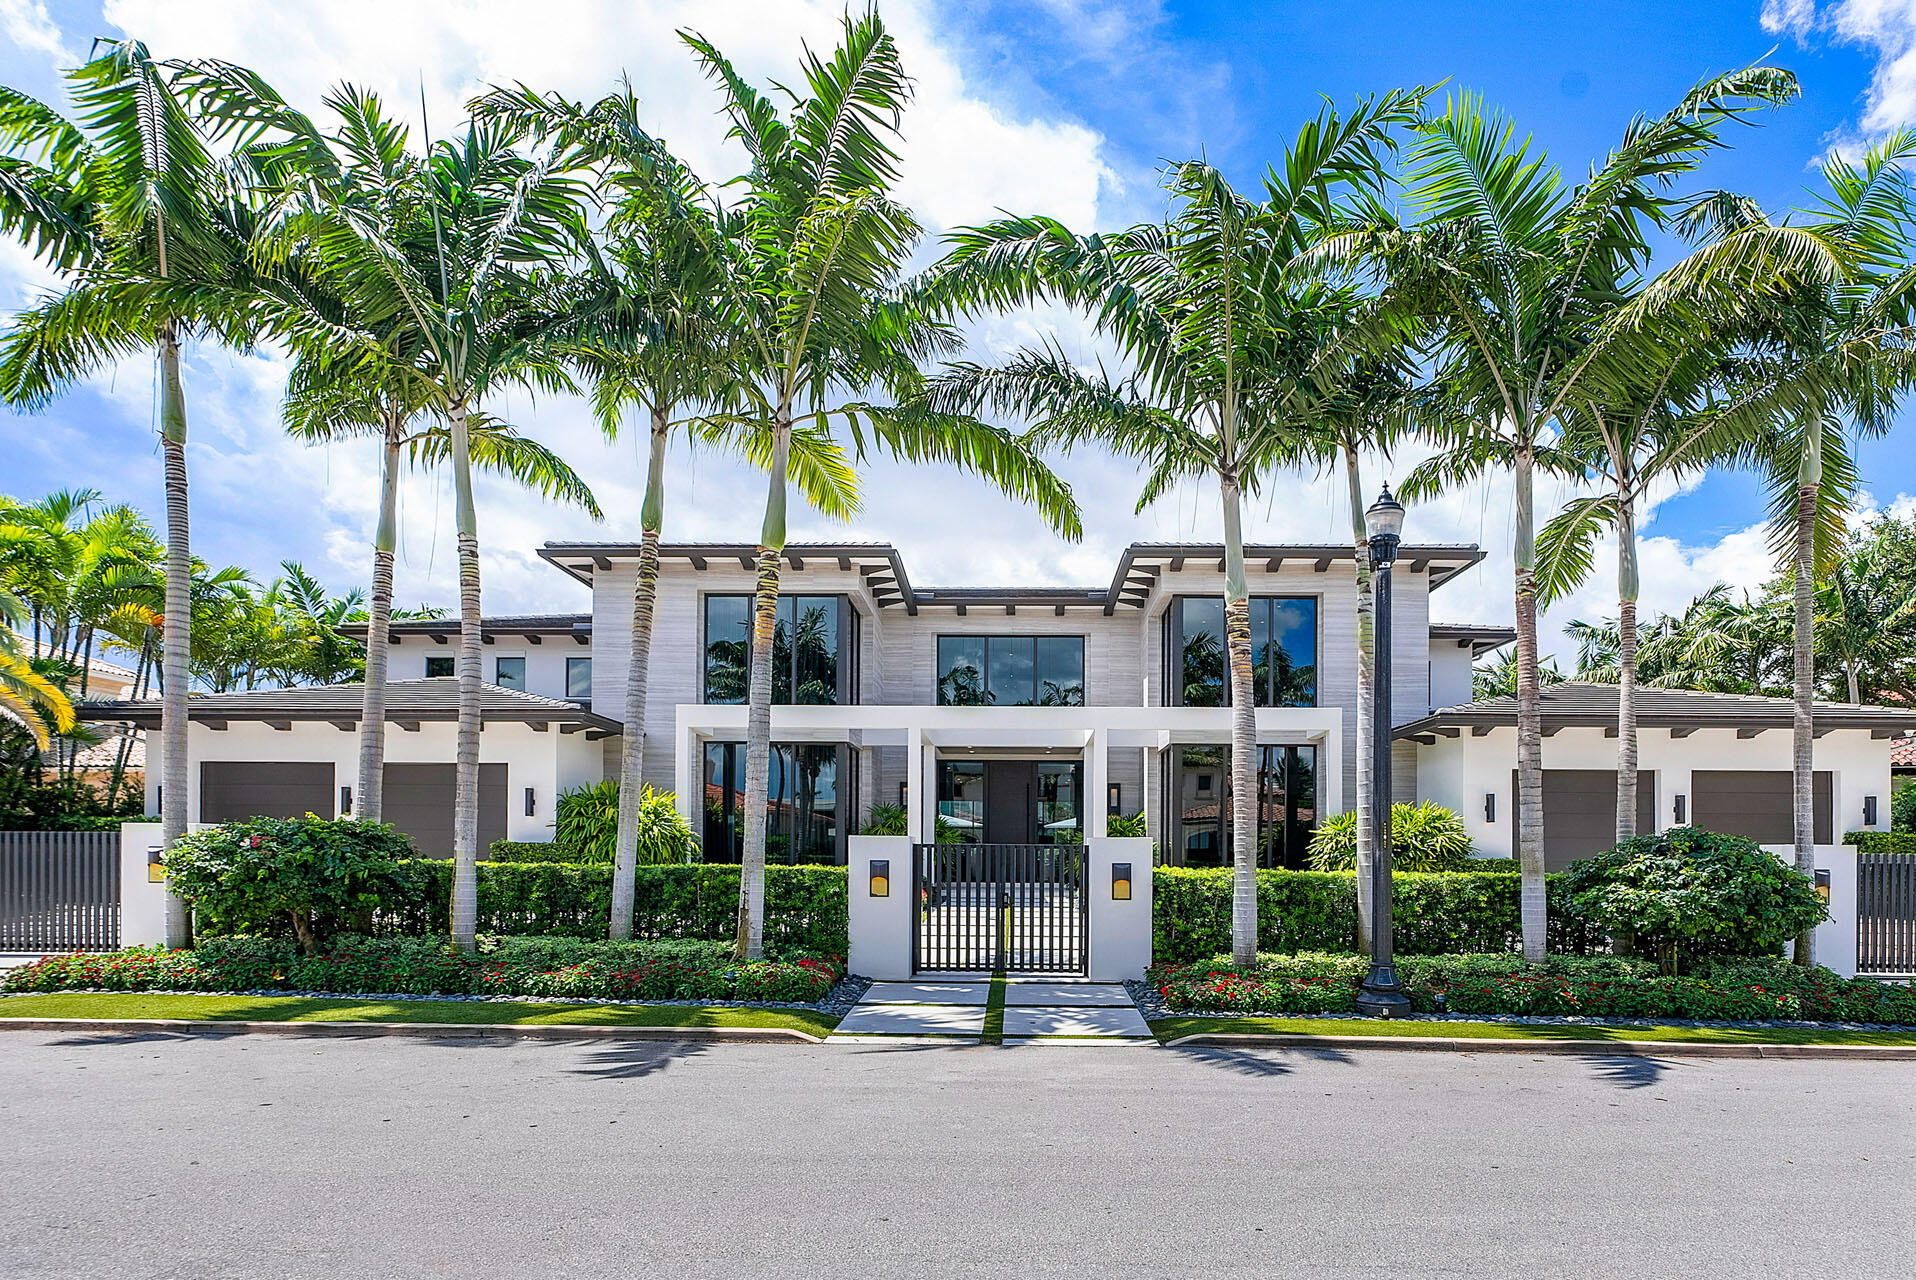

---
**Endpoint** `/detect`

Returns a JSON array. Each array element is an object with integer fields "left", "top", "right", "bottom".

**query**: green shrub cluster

[
  {"left": 378, "top": 861, "right": 848, "bottom": 955},
  {"left": 485, "top": 840, "right": 577, "bottom": 863},
  {"left": 1558, "top": 826, "right": 1825, "bottom": 971},
  {"left": 1307, "top": 802, "right": 1475, "bottom": 872},
  {"left": 1845, "top": 830, "right": 1916, "bottom": 855},
  {"left": 1147, "top": 952, "right": 1916, "bottom": 1024},
  {"left": 1892, "top": 779, "right": 1916, "bottom": 834},
  {"left": 1151, "top": 866, "right": 1602, "bottom": 963},
  {"left": 3, "top": 936, "right": 846, "bottom": 1005},
  {"left": 552, "top": 780, "right": 698, "bottom": 864}
]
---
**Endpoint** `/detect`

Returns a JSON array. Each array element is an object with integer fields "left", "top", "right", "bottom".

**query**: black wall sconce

[
  {"left": 1112, "top": 862, "right": 1132, "bottom": 901},
  {"left": 1107, "top": 783, "right": 1122, "bottom": 815},
  {"left": 1483, "top": 792, "right": 1496, "bottom": 823},
  {"left": 1865, "top": 795, "right": 1879, "bottom": 827},
  {"left": 1674, "top": 794, "right": 1687, "bottom": 824},
  {"left": 869, "top": 859, "right": 890, "bottom": 898},
  {"left": 340, "top": 785, "right": 352, "bottom": 815},
  {"left": 524, "top": 786, "right": 537, "bottom": 817},
  {"left": 1814, "top": 868, "right": 1831, "bottom": 905}
]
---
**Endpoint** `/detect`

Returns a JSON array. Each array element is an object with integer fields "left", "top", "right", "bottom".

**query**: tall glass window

[
  {"left": 936, "top": 635, "right": 1086, "bottom": 706},
  {"left": 566, "top": 657, "right": 592, "bottom": 700},
  {"left": 1169, "top": 744, "right": 1317, "bottom": 869},
  {"left": 937, "top": 760, "right": 986, "bottom": 842},
  {"left": 701, "top": 742, "right": 846, "bottom": 864},
  {"left": 704, "top": 595, "right": 848, "bottom": 705},
  {"left": 1168, "top": 597, "right": 1317, "bottom": 706},
  {"left": 494, "top": 656, "right": 525, "bottom": 691}
]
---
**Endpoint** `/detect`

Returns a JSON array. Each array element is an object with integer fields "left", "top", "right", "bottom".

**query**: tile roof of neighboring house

[
  {"left": 74, "top": 677, "right": 622, "bottom": 735},
  {"left": 1428, "top": 622, "right": 1518, "bottom": 656},
  {"left": 50, "top": 724, "right": 144, "bottom": 772},
  {"left": 1395, "top": 681, "right": 1916, "bottom": 739},
  {"left": 336, "top": 614, "right": 591, "bottom": 644},
  {"left": 1893, "top": 736, "right": 1916, "bottom": 769}
]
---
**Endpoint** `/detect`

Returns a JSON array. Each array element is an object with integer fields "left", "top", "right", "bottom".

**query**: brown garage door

[
  {"left": 1692, "top": 770, "right": 1831, "bottom": 845},
  {"left": 381, "top": 763, "right": 508, "bottom": 859},
  {"left": 1512, "top": 770, "right": 1656, "bottom": 871},
  {"left": 200, "top": 761, "right": 336, "bottom": 823}
]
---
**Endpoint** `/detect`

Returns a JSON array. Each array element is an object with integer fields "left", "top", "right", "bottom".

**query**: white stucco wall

[
  {"left": 143, "top": 720, "right": 605, "bottom": 843},
  {"left": 384, "top": 637, "right": 585, "bottom": 701},
  {"left": 1086, "top": 836, "right": 1154, "bottom": 980},
  {"left": 846, "top": 835, "right": 912, "bottom": 979}
]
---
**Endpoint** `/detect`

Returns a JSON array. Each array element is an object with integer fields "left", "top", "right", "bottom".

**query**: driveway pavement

[{"left": 1, "top": 1030, "right": 1911, "bottom": 1279}]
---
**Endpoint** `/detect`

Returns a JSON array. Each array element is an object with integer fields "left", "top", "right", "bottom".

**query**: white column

[
  {"left": 906, "top": 724, "right": 928, "bottom": 844},
  {"left": 673, "top": 719, "right": 698, "bottom": 832},
  {"left": 1085, "top": 727, "right": 1109, "bottom": 839}
]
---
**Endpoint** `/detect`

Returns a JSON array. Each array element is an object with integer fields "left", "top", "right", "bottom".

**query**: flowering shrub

[
  {"left": 1146, "top": 952, "right": 1916, "bottom": 1024},
  {"left": 3, "top": 936, "right": 846, "bottom": 1004}
]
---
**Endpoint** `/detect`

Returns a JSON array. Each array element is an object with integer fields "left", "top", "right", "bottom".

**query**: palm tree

[
  {"left": 0, "top": 588, "right": 74, "bottom": 748},
  {"left": 1337, "top": 68, "right": 1801, "bottom": 960},
  {"left": 1712, "top": 133, "right": 1916, "bottom": 964},
  {"left": 1812, "top": 535, "right": 1916, "bottom": 705},
  {"left": 0, "top": 41, "right": 276, "bottom": 947},
  {"left": 928, "top": 93, "right": 1425, "bottom": 970},
  {"left": 245, "top": 97, "right": 590, "bottom": 951},
  {"left": 476, "top": 79, "right": 858, "bottom": 938},
  {"left": 683, "top": 12, "right": 1082, "bottom": 960}
]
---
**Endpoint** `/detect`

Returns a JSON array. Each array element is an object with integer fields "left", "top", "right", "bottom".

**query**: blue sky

[{"left": 1, "top": 0, "right": 1912, "bottom": 656}]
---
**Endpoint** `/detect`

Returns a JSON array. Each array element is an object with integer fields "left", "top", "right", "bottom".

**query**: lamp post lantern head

[{"left": 1366, "top": 485, "right": 1405, "bottom": 567}]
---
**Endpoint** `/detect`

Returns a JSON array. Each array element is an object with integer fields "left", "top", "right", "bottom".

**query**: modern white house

[{"left": 80, "top": 537, "right": 1914, "bottom": 870}]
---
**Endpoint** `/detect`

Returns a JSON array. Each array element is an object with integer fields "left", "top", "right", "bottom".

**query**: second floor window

[
  {"left": 1168, "top": 596, "right": 1317, "bottom": 707},
  {"left": 937, "top": 635, "right": 1085, "bottom": 706},
  {"left": 704, "top": 594, "right": 848, "bottom": 705},
  {"left": 494, "top": 656, "right": 525, "bottom": 691},
  {"left": 425, "top": 655, "right": 455, "bottom": 678},
  {"left": 566, "top": 657, "right": 592, "bottom": 700}
]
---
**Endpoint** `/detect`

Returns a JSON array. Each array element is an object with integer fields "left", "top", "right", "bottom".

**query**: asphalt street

[{"left": 1, "top": 1031, "right": 1911, "bottom": 1279}]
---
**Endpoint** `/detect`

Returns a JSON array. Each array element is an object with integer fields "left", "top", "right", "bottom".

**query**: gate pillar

[
  {"left": 1086, "top": 836, "right": 1153, "bottom": 981},
  {"left": 847, "top": 835, "right": 913, "bottom": 980}
]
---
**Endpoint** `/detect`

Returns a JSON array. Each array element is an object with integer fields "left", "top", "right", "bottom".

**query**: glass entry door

[{"left": 937, "top": 759, "right": 1083, "bottom": 845}]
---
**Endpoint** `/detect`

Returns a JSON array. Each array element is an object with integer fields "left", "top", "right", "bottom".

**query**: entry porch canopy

[{"left": 673, "top": 704, "right": 1343, "bottom": 841}]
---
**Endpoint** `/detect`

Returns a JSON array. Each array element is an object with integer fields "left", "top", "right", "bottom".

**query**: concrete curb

[
  {"left": 0, "top": 1017, "right": 825, "bottom": 1044},
  {"left": 1162, "top": 1031, "right": 1916, "bottom": 1060}
]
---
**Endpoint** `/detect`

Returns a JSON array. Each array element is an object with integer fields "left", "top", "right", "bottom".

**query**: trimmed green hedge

[
  {"left": 1147, "top": 952, "right": 1916, "bottom": 1024},
  {"left": 1151, "top": 867, "right": 1602, "bottom": 963},
  {"left": 1845, "top": 830, "right": 1916, "bottom": 855},
  {"left": 484, "top": 841, "right": 579, "bottom": 863},
  {"left": 2, "top": 936, "right": 846, "bottom": 1004},
  {"left": 375, "top": 861, "right": 848, "bottom": 956}
]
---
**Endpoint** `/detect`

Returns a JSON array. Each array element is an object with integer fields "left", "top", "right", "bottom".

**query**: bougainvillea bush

[
  {"left": 3, "top": 936, "right": 846, "bottom": 1005},
  {"left": 1146, "top": 952, "right": 1916, "bottom": 1024}
]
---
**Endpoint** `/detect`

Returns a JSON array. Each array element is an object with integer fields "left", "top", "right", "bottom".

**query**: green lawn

[
  {"left": 0, "top": 993, "right": 839, "bottom": 1036},
  {"left": 1151, "top": 1015, "right": 1916, "bottom": 1048}
]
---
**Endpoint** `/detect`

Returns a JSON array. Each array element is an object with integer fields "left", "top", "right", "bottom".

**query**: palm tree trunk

[
  {"left": 157, "top": 322, "right": 192, "bottom": 949},
  {"left": 1513, "top": 446, "right": 1546, "bottom": 964},
  {"left": 449, "top": 398, "right": 483, "bottom": 953},
  {"left": 1846, "top": 665, "right": 1861, "bottom": 705},
  {"left": 355, "top": 417, "right": 403, "bottom": 823},
  {"left": 1344, "top": 445, "right": 1375, "bottom": 951},
  {"left": 1791, "top": 437, "right": 1819, "bottom": 967},
  {"left": 736, "top": 407, "right": 789, "bottom": 961},
  {"left": 611, "top": 405, "right": 669, "bottom": 940},
  {"left": 1221, "top": 467, "right": 1259, "bottom": 971},
  {"left": 1615, "top": 477, "right": 1639, "bottom": 844}
]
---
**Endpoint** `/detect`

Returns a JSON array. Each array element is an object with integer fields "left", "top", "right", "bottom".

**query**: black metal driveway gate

[{"left": 912, "top": 843, "right": 1086, "bottom": 974}]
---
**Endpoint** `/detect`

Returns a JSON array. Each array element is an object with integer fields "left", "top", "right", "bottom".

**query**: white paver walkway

[{"left": 829, "top": 977, "right": 1155, "bottom": 1046}]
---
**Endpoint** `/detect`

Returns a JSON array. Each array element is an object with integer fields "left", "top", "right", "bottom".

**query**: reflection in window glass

[
  {"left": 701, "top": 742, "right": 843, "bottom": 864},
  {"left": 936, "top": 636, "right": 987, "bottom": 705},
  {"left": 936, "top": 635, "right": 1086, "bottom": 706},
  {"left": 494, "top": 656, "right": 525, "bottom": 691},
  {"left": 1036, "top": 761, "right": 1081, "bottom": 843},
  {"left": 1171, "top": 597, "right": 1316, "bottom": 707},
  {"left": 703, "top": 596, "right": 751, "bottom": 704},
  {"left": 426, "top": 655, "right": 455, "bottom": 678},
  {"left": 1169, "top": 744, "right": 1318, "bottom": 868},
  {"left": 937, "top": 760, "right": 985, "bottom": 843},
  {"left": 566, "top": 657, "right": 592, "bottom": 700},
  {"left": 1036, "top": 637, "right": 1085, "bottom": 705},
  {"left": 705, "top": 595, "right": 845, "bottom": 705}
]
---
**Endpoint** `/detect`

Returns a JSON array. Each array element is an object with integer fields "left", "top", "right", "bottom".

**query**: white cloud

[
  {"left": 1763, "top": 0, "right": 1916, "bottom": 138},
  {"left": 0, "top": 0, "right": 71, "bottom": 63}
]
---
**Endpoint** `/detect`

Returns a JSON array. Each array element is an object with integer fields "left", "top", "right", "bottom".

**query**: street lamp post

[{"left": 1357, "top": 485, "right": 1413, "bottom": 1018}]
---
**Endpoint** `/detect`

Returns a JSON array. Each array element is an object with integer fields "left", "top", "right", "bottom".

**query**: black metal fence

[
  {"left": 1858, "top": 850, "right": 1916, "bottom": 976},
  {"left": 912, "top": 843, "right": 1086, "bottom": 974},
  {"left": 0, "top": 831, "right": 121, "bottom": 953}
]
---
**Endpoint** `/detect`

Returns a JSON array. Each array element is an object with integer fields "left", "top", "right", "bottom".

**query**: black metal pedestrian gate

[
  {"left": 0, "top": 830, "right": 120, "bottom": 952},
  {"left": 1858, "top": 848, "right": 1916, "bottom": 975},
  {"left": 912, "top": 843, "right": 1086, "bottom": 974}
]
